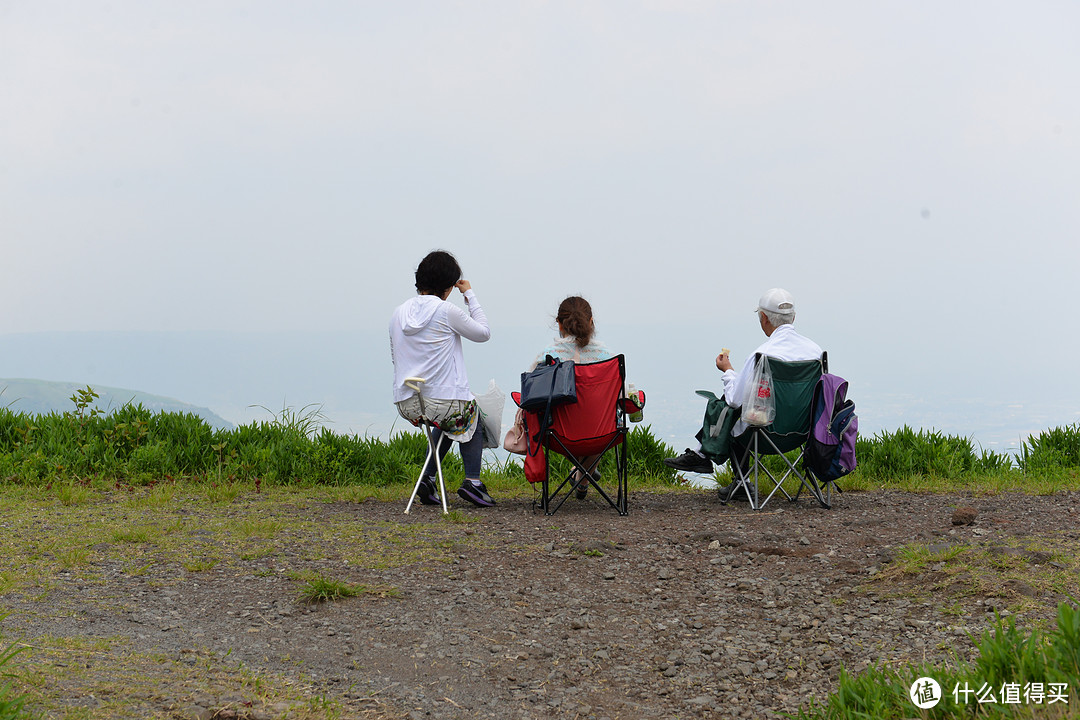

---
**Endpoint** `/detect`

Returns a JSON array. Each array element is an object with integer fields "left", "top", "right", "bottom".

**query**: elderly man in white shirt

[{"left": 663, "top": 288, "right": 823, "bottom": 501}]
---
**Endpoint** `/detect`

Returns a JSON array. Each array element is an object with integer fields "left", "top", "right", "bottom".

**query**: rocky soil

[{"left": 4, "top": 487, "right": 1080, "bottom": 719}]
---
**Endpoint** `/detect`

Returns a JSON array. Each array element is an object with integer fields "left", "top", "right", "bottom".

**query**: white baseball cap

[{"left": 757, "top": 288, "right": 796, "bottom": 316}]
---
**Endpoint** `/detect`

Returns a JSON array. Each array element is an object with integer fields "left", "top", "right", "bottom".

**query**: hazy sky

[{"left": 3, "top": 1, "right": 1079, "bottom": 439}]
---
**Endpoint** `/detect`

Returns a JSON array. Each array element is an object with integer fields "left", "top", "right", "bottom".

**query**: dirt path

[{"left": 2, "top": 487, "right": 1078, "bottom": 719}]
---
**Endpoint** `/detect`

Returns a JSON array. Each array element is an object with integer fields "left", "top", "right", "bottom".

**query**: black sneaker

[
  {"left": 718, "top": 481, "right": 750, "bottom": 503},
  {"left": 662, "top": 449, "right": 713, "bottom": 474},
  {"left": 416, "top": 478, "right": 441, "bottom": 506},
  {"left": 457, "top": 481, "right": 496, "bottom": 508}
]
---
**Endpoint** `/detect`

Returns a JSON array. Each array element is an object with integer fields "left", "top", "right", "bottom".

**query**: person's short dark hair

[{"left": 414, "top": 250, "right": 462, "bottom": 294}]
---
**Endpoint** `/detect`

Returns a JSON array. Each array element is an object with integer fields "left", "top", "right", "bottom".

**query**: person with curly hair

[{"left": 390, "top": 250, "right": 495, "bottom": 508}]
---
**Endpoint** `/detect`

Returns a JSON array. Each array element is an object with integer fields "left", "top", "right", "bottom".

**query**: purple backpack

[{"left": 805, "top": 373, "right": 858, "bottom": 482}]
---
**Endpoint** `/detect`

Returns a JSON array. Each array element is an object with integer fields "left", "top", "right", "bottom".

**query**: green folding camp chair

[{"left": 725, "top": 353, "right": 832, "bottom": 510}]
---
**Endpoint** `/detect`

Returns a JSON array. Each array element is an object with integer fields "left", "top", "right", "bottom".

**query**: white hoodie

[{"left": 389, "top": 289, "right": 490, "bottom": 403}]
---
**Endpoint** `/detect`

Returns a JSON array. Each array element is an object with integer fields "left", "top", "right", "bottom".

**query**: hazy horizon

[
  {"left": 3, "top": 3, "right": 1077, "bottom": 456},
  {"left": 4, "top": 328, "right": 1074, "bottom": 458}
]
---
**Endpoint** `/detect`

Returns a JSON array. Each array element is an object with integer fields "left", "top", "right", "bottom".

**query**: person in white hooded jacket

[{"left": 389, "top": 250, "right": 495, "bottom": 507}]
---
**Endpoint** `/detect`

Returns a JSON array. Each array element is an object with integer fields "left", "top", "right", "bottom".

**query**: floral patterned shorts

[{"left": 394, "top": 396, "right": 478, "bottom": 442}]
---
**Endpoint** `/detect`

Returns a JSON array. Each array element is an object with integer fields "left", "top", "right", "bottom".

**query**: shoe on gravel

[
  {"left": 457, "top": 481, "right": 496, "bottom": 508},
  {"left": 717, "top": 481, "right": 750, "bottom": 503},
  {"left": 416, "top": 478, "right": 441, "bottom": 506}
]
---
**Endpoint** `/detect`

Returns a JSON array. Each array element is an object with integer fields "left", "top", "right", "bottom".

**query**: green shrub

[
  {"left": 625, "top": 424, "right": 680, "bottom": 485},
  {"left": 855, "top": 425, "right": 1015, "bottom": 480},
  {"left": 5, "top": 387, "right": 1080, "bottom": 490},
  {"left": 127, "top": 442, "right": 170, "bottom": 476},
  {"left": 1020, "top": 423, "right": 1080, "bottom": 473}
]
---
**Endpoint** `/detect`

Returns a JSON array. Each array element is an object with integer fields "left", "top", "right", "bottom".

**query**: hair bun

[{"left": 556, "top": 296, "right": 595, "bottom": 349}]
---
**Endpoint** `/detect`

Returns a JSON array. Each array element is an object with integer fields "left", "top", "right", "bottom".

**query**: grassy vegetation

[
  {"left": 0, "top": 390, "right": 684, "bottom": 489},
  {"left": 0, "top": 632, "right": 357, "bottom": 720},
  {"left": 850, "top": 424, "right": 1080, "bottom": 491},
  {"left": 794, "top": 600, "right": 1080, "bottom": 719},
  {"left": 3, "top": 388, "right": 1080, "bottom": 495},
  {"left": 867, "top": 537, "right": 1080, "bottom": 617},
  {"left": 701, "top": 422, "right": 1080, "bottom": 499}
]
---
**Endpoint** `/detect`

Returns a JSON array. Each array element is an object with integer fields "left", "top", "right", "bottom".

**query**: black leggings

[{"left": 422, "top": 426, "right": 484, "bottom": 480}]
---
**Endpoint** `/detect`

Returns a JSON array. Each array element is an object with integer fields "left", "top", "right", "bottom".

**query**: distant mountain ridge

[{"left": 0, "top": 378, "right": 234, "bottom": 430}]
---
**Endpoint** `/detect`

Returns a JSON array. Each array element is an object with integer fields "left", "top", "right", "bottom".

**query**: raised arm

[
  {"left": 446, "top": 286, "right": 490, "bottom": 342},
  {"left": 722, "top": 353, "right": 756, "bottom": 407}
]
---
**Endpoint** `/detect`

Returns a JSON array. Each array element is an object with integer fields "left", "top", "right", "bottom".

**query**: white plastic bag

[
  {"left": 474, "top": 379, "right": 505, "bottom": 449},
  {"left": 741, "top": 355, "right": 775, "bottom": 426}
]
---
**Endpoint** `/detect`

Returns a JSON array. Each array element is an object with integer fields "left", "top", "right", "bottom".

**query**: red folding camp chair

[{"left": 511, "top": 355, "right": 643, "bottom": 516}]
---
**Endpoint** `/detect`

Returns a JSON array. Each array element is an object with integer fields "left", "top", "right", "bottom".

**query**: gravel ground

[{"left": 4, "top": 487, "right": 1080, "bottom": 719}]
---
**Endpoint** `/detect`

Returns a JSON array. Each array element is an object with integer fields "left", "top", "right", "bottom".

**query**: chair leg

[
  {"left": 728, "top": 434, "right": 839, "bottom": 512},
  {"left": 541, "top": 446, "right": 551, "bottom": 515},
  {"left": 804, "top": 472, "right": 835, "bottom": 510},
  {"left": 405, "top": 426, "right": 449, "bottom": 515},
  {"left": 405, "top": 429, "right": 435, "bottom": 515},
  {"left": 542, "top": 443, "right": 592, "bottom": 516},
  {"left": 432, "top": 429, "right": 448, "bottom": 514},
  {"left": 727, "top": 437, "right": 759, "bottom": 510},
  {"left": 749, "top": 433, "right": 817, "bottom": 510},
  {"left": 542, "top": 437, "right": 630, "bottom": 516},
  {"left": 617, "top": 440, "right": 628, "bottom": 516},
  {"left": 545, "top": 457, "right": 579, "bottom": 516},
  {"left": 751, "top": 434, "right": 760, "bottom": 509}
]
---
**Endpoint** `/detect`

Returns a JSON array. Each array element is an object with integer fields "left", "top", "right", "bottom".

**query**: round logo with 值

[{"left": 909, "top": 677, "right": 942, "bottom": 709}]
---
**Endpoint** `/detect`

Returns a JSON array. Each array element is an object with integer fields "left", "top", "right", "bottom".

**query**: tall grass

[
  {"left": 856, "top": 426, "right": 1015, "bottom": 479},
  {"left": 2, "top": 392, "right": 1080, "bottom": 489},
  {"left": 794, "top": 600, "right": 1080, "bottom": 719},
  {"left": 846, "top": 424, "right": 1080, "bottom": 490},
  {"left": 0, "top": 618, "right": 27, "bottom": 720},
  {"left": 0, "top": 403, "right": 442, "bottom": 486},
  {"left": 0, "top": 396, "right": 688, "bottom": 487},
  {"left": 1020, "top": 423, "right": 1080, "bottom": 474}
]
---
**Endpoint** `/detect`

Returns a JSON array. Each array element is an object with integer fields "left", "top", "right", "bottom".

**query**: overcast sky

[{"left": 2, "top": 1, "right": 1079, "bottom": 439}]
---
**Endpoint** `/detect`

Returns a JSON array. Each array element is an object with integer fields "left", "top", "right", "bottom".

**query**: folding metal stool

[{"left": 402, "top": 378, "right": 450, "bottom": 515}]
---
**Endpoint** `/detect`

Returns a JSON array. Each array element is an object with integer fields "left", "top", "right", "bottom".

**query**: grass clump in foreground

[
  {"left": 0, "top": 635, "right": 27, "bottom": 720},
  {"left": 794, "top": 600, "right": 1080, "bottom": 719},
  {"left": 292, "top": 571, "right": 399, "bottom": 604},
  {"left": 863, "top": 536, "right": 1080, "bottom": 621}
]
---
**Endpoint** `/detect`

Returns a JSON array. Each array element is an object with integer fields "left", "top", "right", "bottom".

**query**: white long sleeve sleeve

[{"left": 446, "top": 289, "right": 490, "bottom": 343}]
